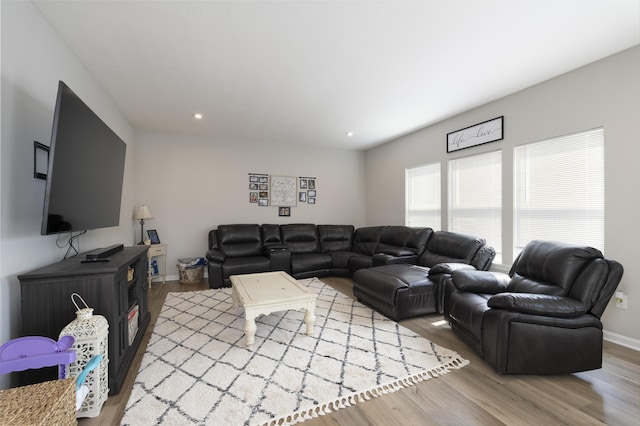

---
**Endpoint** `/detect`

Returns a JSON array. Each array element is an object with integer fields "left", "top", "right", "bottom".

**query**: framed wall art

[
  {"left": 278, "top": 206, "right": 291, "bottom": 217},
  {"left": 447, "top": 116, "right": 504, "bottom": 153},
  {"left": 270, "top": 175, "right": 297, "bottom": 206}
]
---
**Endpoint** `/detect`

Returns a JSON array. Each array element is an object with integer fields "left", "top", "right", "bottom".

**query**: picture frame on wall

[
  {"left": 147, "top": 229, "right": 161, "bottom": 244},
  {"left": 249, "top": 183, "right": 258, "bottom": 190},
  {"left": 447, "top": 116, "right": 504, "bottom": 153},
  {"left": 300, "top": 179, "right": 307, "bottom": 189},
  {"left": 279, "top": 206, "right": 291, "bottom": 217},
  {"left": 299, "top": 192, "right": 307, "bottom": 202},
  {"left": 307, "top": 190, "right": 316, "bottom": 197},
  {"left": 308, "top": 198, "right": 316, "bottom": 204},
  {"left": 250, "top": 192, "right": 258, "bottom": 203},
  {"left": 258, "top": 199, "right": 269, "bottom": 206},
  {"left": 308, "top": 179, "right": 315, "bottom": 189}
]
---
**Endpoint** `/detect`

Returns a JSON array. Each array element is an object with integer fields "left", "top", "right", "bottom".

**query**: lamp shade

[{"left": 133, "top": 205, "right": 152, "bottom": 220}]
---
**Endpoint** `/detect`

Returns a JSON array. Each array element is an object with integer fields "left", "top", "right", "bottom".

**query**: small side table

[{"left": 147, "top": 243, "right": 167, "bottom": 288}]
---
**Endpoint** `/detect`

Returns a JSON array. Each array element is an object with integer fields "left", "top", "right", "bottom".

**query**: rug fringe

[{"left": 262, "top": 355, "right": 469, "bottom": 426}]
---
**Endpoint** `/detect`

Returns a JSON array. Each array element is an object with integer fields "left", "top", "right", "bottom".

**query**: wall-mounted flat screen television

[{"left": 41, "top": 81, "right": 127, "bottom": 235}]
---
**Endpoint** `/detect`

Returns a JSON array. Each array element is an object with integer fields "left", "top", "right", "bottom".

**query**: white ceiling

[{"left": 33, "top": 0, "right": 640, "bottom": 150}]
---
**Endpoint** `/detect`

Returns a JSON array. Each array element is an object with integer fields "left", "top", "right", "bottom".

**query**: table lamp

[{"left": 133, "top": 205, "right": 152, "bottom": 245}]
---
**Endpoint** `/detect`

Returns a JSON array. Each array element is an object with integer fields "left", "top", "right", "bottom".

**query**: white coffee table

[{"left": 230, "top": 271, "right": 317, "bottom": 347}]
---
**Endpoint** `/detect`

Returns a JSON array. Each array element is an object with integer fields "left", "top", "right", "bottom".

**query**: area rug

[{"left": 121, "top": 278, "right": 468, "bottom": 425}]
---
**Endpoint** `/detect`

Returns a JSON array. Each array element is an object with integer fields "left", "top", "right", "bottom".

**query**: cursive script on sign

[{"left": 447, "top": 116, "right": 503, "bottom": 152}]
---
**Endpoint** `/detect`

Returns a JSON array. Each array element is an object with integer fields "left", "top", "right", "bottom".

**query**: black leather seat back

[
  {"left": 352, "top": 226, "right": 384, "bottom": 255},
  {"left": 261, "top": 224, "right": 282, "bottom": 245},
  {"left": 507, "top": 240, "right": 604, "bottom": 296},
  {"left": 569, "top": 257, "right": 624, "bottom": 318},
  {"left": 376, "top": 226, "right": 432, "bottom": 255},
  {"left": 318, "top": 225, "right": 354, "bottom": 252},
  {"left": 419, "top": 231, "right": 485, "bottom": 267},
  {"left": 217, "top": 224, "right": 263, "bottom": 257},
  {"left": 281, "top": 223, "right": 319, "bottom": 254}
]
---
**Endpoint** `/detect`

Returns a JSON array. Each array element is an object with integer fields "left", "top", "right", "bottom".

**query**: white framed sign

[{"left": 447, "top": 116, "right": 504, "bottom": 153}]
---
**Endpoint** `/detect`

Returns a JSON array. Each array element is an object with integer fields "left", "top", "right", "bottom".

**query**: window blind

[
  {"left": 405, "top": 163, "right": 441, "bottom": 229},
  {"left": 514, "top": 128, "right": 604, "bottom": 256},
  {"left": 449, "top": 150, "right": 502, "bottom": 262}
]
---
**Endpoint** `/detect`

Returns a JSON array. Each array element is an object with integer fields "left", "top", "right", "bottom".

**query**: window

[
  {"left": 405, "top": 163, "right": 441, "bottom": 229},
  {"left": 514, "top": 128, "right": 604, "bottom": 257},
  {"left": 449, "top": 150, "right": 502, "bottom": 262}
]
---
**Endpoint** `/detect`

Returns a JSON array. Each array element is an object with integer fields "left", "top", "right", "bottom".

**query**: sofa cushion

[
  {"left": 261, "top": 224, "right": 282, "bottom": 245},
  {"left": 290, "top": 253, "right": 332, "bottom": 274},
  {"left": 419, "top": 231, "right": 485, "bottom": 267},
  {"left": 217, "top": 224, "right": 263, "bottom": 257},
  {"left": 352, "top": 226, "right": 384, "bottom": 256},
  {"left": 508, "top": 240, "right": 604, "bottom": 295},
  {"left": 348, "top": 254, "right": 375, "bottom": 272},
  {"left": 318, "top": 225, "right": 354, "bottom": 252},
  {"left": 281, "top": 223, "right": 320, "bottom": 254},
  {"left": 222, "top": 256, "right": 270, "bottom": 277},
  {"left": 376, "top": 226, "right": 432, "bottom": 256}
]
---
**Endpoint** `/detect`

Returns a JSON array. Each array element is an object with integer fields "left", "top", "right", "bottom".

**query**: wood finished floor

[{"left": 79, "top": 277, "right": 640, "bottom": 426}]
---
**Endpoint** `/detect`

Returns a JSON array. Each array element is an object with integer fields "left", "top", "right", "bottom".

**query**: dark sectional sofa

[
  {"left": 206, "top": 223, "right": 432, "bottom": 288},
  {"left": 206, "top": 223, "right": 495, "bottom": 322}
]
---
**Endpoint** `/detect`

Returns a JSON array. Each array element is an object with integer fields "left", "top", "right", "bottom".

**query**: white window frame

[
  {"left": 405, "top": 162, "right": 441, "bottom": 229},
  {"left": 448, "top": 150, "right": 502, "bottom": 263},
  {"left": 513, "top": 128, "right": 604, "bottom": 258}
]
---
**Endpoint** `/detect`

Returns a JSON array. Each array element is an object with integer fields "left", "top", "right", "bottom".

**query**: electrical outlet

[{"left": 615, "top": 292, "right": 628, "bottom": 309}]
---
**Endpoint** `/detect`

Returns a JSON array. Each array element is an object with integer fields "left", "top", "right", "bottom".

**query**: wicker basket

[
  {"left": 0, "top": 378, "right": 76, "bottom": 425},
  {"left": 178, "top": 265, "right": 204, "bottom": 284}
]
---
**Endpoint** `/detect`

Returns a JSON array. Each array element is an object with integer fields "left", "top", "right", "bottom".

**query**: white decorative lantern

[{"left": 60, "top": 293, "right": 109, "bottom": 418}]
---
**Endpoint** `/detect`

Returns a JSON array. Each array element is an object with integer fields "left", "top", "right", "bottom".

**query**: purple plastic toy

[{"left": 0, "top": 335, "right": 76, "bottom": 379}]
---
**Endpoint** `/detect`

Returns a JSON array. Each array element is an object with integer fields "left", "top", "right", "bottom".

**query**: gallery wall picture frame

[
  {"left": 300, "top": 179, "right": 307, "bottom": 189},
  {"left": 147, "top": 229, "right": 161, "bottom": 244},
  {"left": 258, "top": 199, "right": 269, "bottom": 206},
  {"left": 34, "top": 141, "right": 49, "bottom": 180},
  {"left": 308, "top": 198, "right": 316, "bottom": 204},
  {"left": 308, "top": 179, "right": 315, "bottom": 189},
  {"left": 299, "top": 192, "right": 307, "bottom": 202},
  {"left": 307, "top": 190, "right": 316, "bottom": 198},
  {"left": 270, "top": 175, "right": 297, "bottom": 206},
  {"left": 447, "top": 116, "right": 504, "bottom": 153},
  {"left": 278, "top": 206, "right": 291, "bottom": 217},
  {"left": 250, "top": 192, "right": 258, "bottom": 203}
]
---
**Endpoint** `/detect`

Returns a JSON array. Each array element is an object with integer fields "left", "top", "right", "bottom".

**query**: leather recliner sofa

[
  {"left": 206, "top": 223, "right": 432, "bottom": 288},
  {"left": 444, "top": 240, "right": 623, "bottom": 374},
  {"left": 352, "top": 231, "right": 495, "bottom": 321}
]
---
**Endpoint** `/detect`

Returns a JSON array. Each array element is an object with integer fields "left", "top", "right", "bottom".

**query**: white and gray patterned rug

[{"left": 121, "top": 278, "right": 467, "bottom": 426}]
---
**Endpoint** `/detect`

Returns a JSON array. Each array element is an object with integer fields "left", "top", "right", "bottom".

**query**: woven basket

[{"left": 0, "top": 378, "right": 76, "bottom": 425}]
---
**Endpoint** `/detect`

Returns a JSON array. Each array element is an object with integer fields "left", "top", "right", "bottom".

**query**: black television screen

[{"left": 41, "top": 81, "right": 127, "bottom": 235}]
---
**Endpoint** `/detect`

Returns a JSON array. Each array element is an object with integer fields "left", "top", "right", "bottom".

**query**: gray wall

[
  {"left": 133, "top": 131, "right": 366, "bottom": 276},
  {"left": 1, "top": 2, "right": 138, "bottom": 388},
  {"left": 365, "top": 46, "right": 640, "bottom": 344}
]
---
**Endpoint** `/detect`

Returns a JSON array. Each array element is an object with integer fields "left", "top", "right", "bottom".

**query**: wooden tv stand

[{"left": 18, "top": 245, "right": 150, "bottom": 395}]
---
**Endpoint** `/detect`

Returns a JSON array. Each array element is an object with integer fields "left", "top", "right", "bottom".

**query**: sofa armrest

[
  {"left": 450, "top": 270, "right": 510, "bottom": 294},
  {"left": 488, "top": 293, "right": 588, "bottom": 318},
  {"left": 263, "top": 243, "right": 288, "bottom": 254},
  {"left": 429, "top": 262, "right": 476, "bottom": 276},
  {"left": 372, "top": 253, "right": 418, "bottom": 266},
  {"left": 206, "top": 248, "right": 225, "bottom": 263}
]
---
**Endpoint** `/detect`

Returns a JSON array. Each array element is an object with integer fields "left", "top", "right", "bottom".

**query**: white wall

[
  {"left": 134, "top": 131, "right": 366, "bottom": 278},
  {"left": 365, "top": 46, "right": 640, "bottom": 343},
  {"left": 1, "top": 2, "right": 137, "bottom": 388}
]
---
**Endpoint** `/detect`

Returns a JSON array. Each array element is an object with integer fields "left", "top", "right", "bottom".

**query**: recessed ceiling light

[
  {"left": 345, "top": 131, "right": 354, "bottom": 137},
  {"left": 193, "top": 113, "right": 203, "bottom": 120}
]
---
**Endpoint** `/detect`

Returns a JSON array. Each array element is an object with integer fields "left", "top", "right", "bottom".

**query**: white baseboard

[{"left": 603, "top": 330, "right": 640, "bottom": 351}]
